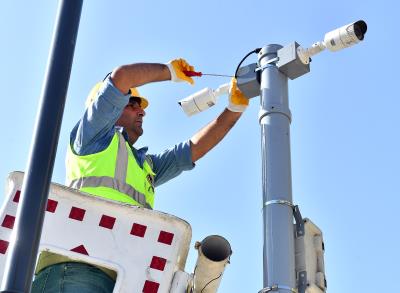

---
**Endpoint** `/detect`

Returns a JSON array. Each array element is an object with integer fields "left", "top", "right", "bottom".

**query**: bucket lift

[{"left": 0, "top": 172, "right": 231, "bottom": 293}]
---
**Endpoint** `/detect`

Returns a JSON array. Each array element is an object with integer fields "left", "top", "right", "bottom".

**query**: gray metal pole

[
  {"left": 0, "top": 0, "right": 83, "bottom": 292},
  {"left": 258, "top": 45, "right": 296, "bottom": 292}
]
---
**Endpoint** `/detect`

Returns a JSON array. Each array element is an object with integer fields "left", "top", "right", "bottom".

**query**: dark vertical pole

[{"left": 0, "top": 0, "right": 83, "bottom": 292}]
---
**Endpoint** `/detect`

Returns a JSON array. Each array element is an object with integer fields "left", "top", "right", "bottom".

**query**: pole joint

[{"left": 258, "top": 106, "right": 292, "bottom": 124}]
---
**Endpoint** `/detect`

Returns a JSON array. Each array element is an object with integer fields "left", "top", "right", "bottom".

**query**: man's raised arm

[{"left": 111, "top": 59, "right": 195, "bottom": 94}]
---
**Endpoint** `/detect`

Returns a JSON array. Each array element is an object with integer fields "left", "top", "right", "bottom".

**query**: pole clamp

[
  {"left": 264, "top": 199, "right": 294, "bottom": 208},
  {"left": 255, "top": 57, "right": 280, "bottom": 72},
  {"left": 258, "top": 284, "right": 298, "bottom": 293},
  {"left": 264, "top": 200, "right": 305, "bottom": 237}
]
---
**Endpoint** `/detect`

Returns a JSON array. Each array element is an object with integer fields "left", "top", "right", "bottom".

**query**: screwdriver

[{"left": 183, "top": 70, "right": 233, "bottom": 78}]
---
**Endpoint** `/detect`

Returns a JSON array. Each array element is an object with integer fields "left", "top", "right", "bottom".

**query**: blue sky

[{"left": 1, "top": 0, "right": 399, "bottom": 292}]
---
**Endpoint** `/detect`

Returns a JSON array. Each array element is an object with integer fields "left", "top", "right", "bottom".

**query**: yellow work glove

[
  {"left": 166, "top": 58, "right": 195, "bottom": 85},
  {"left": 227, "top": 78, "right": 249, "bottom": 112}
]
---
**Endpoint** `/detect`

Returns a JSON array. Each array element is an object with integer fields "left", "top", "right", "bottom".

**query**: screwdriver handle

[{"left": 183, "top": 70, "right": 203, "bottom": 77}]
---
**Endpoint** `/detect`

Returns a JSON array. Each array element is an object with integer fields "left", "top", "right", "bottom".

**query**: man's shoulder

[{"left": 71, "top": 125, "right": 116, "bottom": 156}]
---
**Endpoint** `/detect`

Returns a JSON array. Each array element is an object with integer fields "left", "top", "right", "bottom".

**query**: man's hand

[
  {"left": 166, "top": 58, "right": 195, "bottom": 85},
  {"left": 227, "top": 78, "right": 249, "bottom": 112}
]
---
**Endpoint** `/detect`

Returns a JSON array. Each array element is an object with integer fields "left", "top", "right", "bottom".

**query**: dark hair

[{"left": 129, "top": 96, "right": 141, "bottom": 106}]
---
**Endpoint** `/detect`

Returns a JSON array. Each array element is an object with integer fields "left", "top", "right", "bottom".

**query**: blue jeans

[{"left": 31, "top": 262, "right": 115, "bottom": 293}]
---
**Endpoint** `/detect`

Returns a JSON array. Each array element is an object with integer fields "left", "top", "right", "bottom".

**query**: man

[{"left": 31, "top": 59, "right": 249, "bottom": 293}]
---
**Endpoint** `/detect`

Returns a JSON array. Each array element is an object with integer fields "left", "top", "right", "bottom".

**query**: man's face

[{"left": 116, "top": 97, "right": 145, "bottom": 140}]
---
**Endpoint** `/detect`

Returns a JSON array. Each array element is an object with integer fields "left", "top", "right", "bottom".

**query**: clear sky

[{"left": 0, "top": 0, "right": 398, "bottom": 292}]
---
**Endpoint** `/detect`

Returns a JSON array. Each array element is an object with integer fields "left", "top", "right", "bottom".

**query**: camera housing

[
  {"left": 324, "top": 20, "right": 367, "bottom": 52},
  {"left": 178, "top": 83, "right": 230, "bottom": 117},
  {"left": 296, "top": 20, "right": 368, "bottom": 65}
]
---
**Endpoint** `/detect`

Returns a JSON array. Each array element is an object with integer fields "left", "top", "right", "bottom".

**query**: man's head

[
  {"left": 86, "top": 82, "right": 149, "bottom": 144},
  {"left": 115, "top": 94, "right": 146, "bottom": 143}
]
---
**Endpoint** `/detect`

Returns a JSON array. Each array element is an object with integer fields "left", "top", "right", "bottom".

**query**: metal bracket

[
  {"left": 297, "top": 271, "right": 307, "bottom": 293},
  {"left": 236, "top": 63, "right": 260, "bottom": 99},
  {"left": 264, "top": 200, "right": 304, "bottom": 237},
  {"left": 293, "top": 205, "right": 305, "bottom": 237},
  {"left": 263, "top": 200, "right": 306, "bottom": 293},
  {"left": 258, "top": 284, "right": 298, "bottom": 293},
  {"left": 276, "top": 42, "right": 310, "bottom": 80}
]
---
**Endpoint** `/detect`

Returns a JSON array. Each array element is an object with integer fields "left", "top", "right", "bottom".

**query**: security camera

[
  {"left": 178, "top": 83, "right": 230, "bottom": 116},
  {"left": 297, "top": 20, "right": 367, "bottom": 64},
  {"left": 324, "top": 20, "right": 367, "bottom": 52}
]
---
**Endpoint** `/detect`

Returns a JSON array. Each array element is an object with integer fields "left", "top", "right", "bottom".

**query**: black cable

[
  {"left": 200, "top": 273, "right": 223, "bottom": 293},
  {"left": 103, "top": 72, "right": 112, "bottom": 81},
  {"left": 234, "top": 47, "right": 262, "bottom": 78}
]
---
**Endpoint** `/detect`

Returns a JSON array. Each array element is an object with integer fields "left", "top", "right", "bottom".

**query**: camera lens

[{"left": 353, "top": 20, "right": 367, "bottom": 40}]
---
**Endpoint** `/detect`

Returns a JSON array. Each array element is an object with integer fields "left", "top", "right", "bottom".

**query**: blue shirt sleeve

[
  {"left": 148, "top": 140, "right": 195, "bottom": 187},
  {"left": 70, "top": 76, "right": 130, "bottom": 155}
]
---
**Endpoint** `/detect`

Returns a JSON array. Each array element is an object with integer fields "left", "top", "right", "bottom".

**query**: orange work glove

[
  {"left": 166, "top": 58, "right": 195, "bottom": 85},
  {"left": 227, "top": 78, "right": 249, "bottom": 112}
]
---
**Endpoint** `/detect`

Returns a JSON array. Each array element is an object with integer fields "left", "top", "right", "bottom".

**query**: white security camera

[
  {"left": 297, "top": 20, "right": 367, "bottom": 64},
  {"left": 178, "top": 83, "right": 230, "bottom": 116},
  {"left": 324, "top": 20, "right": 367, "bottom": 52}
]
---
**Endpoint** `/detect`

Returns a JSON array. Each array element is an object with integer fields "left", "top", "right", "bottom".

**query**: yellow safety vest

[{"left": 66, "top": 132, "right": 155, "bottom": 209}]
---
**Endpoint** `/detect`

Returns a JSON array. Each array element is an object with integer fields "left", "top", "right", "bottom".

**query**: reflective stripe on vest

[
  {"left": 69, "top": 176, "right": 151, "bottom": 209},
  {"left": 67, "top": 132, "right": 153, "bottom": 209}
]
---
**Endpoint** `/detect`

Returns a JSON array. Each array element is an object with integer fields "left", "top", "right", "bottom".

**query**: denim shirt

[{"left": 69, "top": 76, "right": 194, "bottom": 187}]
